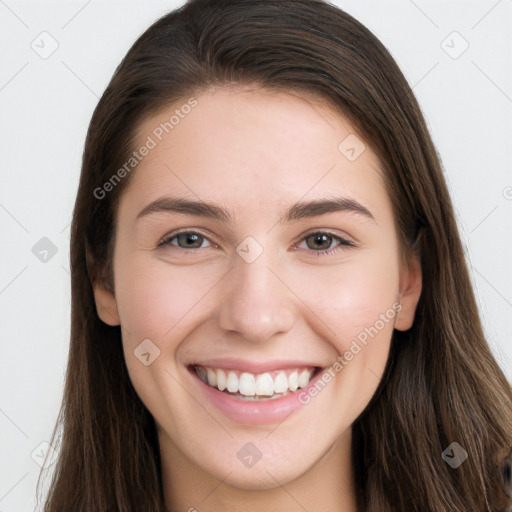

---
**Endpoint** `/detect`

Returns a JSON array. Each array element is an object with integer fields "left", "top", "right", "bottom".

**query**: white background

[{"left": 0, "top": 1, "right": 511, "bottom": 510}]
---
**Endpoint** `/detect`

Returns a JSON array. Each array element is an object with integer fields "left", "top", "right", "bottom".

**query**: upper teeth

[{"left": 194, "top": 366, "right": 315, "bottom": 397}]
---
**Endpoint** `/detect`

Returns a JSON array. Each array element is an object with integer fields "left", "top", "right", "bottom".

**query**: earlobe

[
  {"left": 395, "top": 254, "right": 422, "bottom": 332},
  {"left": 92, "top": 281, "right": 121, "bottom": 326}
]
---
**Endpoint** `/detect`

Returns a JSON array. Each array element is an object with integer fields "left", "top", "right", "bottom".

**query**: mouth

[
  {"left": 187, "top": 359, "right": 327, "bottom": 425},
  {"left": 188, "top": 364, "right": 321, "bottom": 401}
]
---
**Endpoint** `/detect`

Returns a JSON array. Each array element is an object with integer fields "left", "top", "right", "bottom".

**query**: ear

[
  {"left": 92, "top": 276, "right": 120, "bottom": 327},
  {"left": 394, "top": 252, "right": 422, "bottom": 332}
]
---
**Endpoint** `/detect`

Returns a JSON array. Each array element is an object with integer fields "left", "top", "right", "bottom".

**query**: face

[{"left": 93, "top": 87, "right": 421, "bottom": 494}]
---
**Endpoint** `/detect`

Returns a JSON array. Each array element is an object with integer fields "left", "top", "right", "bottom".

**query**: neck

[{"left": 160, "top": 427, "right": 358, "bottom": 512}]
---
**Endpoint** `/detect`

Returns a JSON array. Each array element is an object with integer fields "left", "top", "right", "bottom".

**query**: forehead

[{"left": 119, "top": 87, "right": 389, "bottom": 225}]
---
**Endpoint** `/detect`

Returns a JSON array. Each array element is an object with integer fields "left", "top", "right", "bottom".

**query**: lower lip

[{"left": 188, "top": 367, "right": 323, "bottom": 425}]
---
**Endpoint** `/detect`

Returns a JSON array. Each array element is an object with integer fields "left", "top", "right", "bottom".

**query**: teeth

[
  {"left": 274, "top": 372, "right": 288, "bottom": 394},
  {"left": 239, "top": 373, "right": 256, "bottom": 396},
  {"left": 194, "top": 365, "right": 316, "bottom": 398},
  {"left": 288, "top": 370, "right": 298, "bottom": 392},
  {"left": 206, "top": 367, "right": 217, "bottom": 387},
  {"left": 216, "top": 369, "right": 227, "bottom": 391},
  {"left": 196, "top": 366, "right": 207, "bottom": 381},
  {"left": 227, "top": 371, "right": 238, "bottom": 393},
  {"left": 255, "top": 373, "right": 274, "bottom": 396},
  {"left": 298, "top": 369, "right": 310, "bottom": 388}
]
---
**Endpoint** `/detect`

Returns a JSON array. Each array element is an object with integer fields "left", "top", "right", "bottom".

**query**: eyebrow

[{"left": 136, "top": 195, "right": 375, "bottom": 225}]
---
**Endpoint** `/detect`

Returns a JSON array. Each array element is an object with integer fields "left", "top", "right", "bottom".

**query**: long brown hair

[{"left": 38, "top": 0, "right": 512, "bottom": 510}]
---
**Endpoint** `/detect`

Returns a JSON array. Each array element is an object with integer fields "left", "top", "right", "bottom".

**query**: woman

[{"left": 38, "top": 0, "right": 512, "bottom": 510}]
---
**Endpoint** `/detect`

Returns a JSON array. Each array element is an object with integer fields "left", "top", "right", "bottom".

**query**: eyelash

[{"left": 157, "top": 229, "right": 356, "bottom": 257}]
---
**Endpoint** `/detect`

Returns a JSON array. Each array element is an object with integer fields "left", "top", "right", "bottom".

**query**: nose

[{"left": 217, "top": 251, "right": 296, "bottom": 344}]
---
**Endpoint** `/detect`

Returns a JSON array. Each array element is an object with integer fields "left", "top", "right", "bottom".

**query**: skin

[{"left": 93, "top": 86, "right": 422, "bottom": 511}]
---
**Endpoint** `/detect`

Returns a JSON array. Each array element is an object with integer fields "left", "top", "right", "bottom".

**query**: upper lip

[{"left": 189, "top": 358, "right": 323, "bottom": 374}]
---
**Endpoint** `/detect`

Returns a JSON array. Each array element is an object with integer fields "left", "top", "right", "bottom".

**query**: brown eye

[
  {"left": 298, "top": 231, "right": 355, "bottom": 255},
  {"left": 305, "top": 233, "right": 336, "bottom": 251},
  {"left": 175, "top": 233, "right": 204, "bottom": 249}
]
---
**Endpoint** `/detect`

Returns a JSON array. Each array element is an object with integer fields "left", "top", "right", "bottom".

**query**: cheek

[
  {"left": 289, "top": 253, "right": 400, "bottom": 412},
  {"left": 318, "top": 257, "right": 400, "bottom": 406},
  {"left": 295, "top": 253, "right": 400, "bottom": 343},
  {"left": 112, "top": 258, "right": 222, "bottom": 427},
  {"left": 113, "top": 257, "right": 222, "bottom": 343}
]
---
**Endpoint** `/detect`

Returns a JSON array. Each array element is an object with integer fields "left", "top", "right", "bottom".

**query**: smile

[{"left": 191, "top": 365, "right": 318, "bottom": 400}]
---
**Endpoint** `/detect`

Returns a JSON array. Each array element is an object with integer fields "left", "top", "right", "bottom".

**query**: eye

[
  {"left": 157, "top": 229, "right": 355, "bottom": 257},
  {"left": 157, "top": 230, "right": 213, "bottom": 251},
  {"left": 295, "top": 231, "right": 355, "bottom": 257}
]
